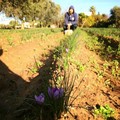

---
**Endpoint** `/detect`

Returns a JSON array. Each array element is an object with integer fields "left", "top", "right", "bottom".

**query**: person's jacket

[{"left": 64, "top": 6, "right": 78, "bottom": 25}]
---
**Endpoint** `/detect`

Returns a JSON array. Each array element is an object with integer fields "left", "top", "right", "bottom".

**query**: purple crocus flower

[
  {"left": 48, "top": 87, "right": 57, "bottom": 98},
  {"left": 35, "top": 93, "right": 45, "bottom": 105},
  {"left": 48, "top": 87, "right": 64, "bottom": 99}
]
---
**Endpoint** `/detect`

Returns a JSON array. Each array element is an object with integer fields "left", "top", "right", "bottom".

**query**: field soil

[{"left": 0, "top": 30, "right": 120, "bottom": 120}]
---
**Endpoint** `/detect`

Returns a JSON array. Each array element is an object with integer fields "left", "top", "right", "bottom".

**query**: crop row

[
  {"left": 0, "top": 28, "right": 62, "bottom": 47},
  {"left": 82, "top": 28, "right": 120, "bottom": 49}
]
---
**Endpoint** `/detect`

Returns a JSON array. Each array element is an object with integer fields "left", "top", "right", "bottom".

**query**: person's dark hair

[{"left": 69, "top": 5, "right": 75, "bottom": 13}]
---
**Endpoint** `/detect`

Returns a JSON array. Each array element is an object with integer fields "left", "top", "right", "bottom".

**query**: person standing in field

[{"left": 63, "top": 5, "right": 78, "bottom": 31}]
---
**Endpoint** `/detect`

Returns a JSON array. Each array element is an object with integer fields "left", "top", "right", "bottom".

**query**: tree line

[
  {"left": 0, "top": 0, "right": 120, "bottom": 28},
  {"left": 0, "top": 0, "right": 62, "bottom": 28},
  {"left": 79, "top": 6, "right": 120, "bottom": 28}
]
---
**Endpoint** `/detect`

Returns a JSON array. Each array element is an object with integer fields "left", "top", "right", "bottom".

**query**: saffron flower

[
  {"left": 48, "top": 87, "right": 64, "bottom": 99},
  {"left": 35, "top": 93, "right": 45, "bottom": 105}
]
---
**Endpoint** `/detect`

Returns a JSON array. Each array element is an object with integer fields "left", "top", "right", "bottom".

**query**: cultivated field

[{"left": 0, "top": 28, "right": 120, "bottom": 120}]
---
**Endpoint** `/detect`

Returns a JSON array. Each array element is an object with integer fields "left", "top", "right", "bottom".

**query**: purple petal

[
  {"left": 52, "top": 87, "right": 58, "bottom": 93},
  {"left": 35, "top": 95, "right": 39, "bottom": 101},
  {"left": 48, "top": 87, "right": 52, "bottom": 98},
  {"left": 35, "top": 93, "right": 45, "bottom": 104},
  {"left": 59, "top": 88, "right": 64, "bottom": 97},
  {"left": 40, "top": 93, "right": 45, "bottom": 98},
  {"left": 54, "top": 90, "right": 59, "bottom": 99},
  {"left": 39, "top": 96, "right": 45, "bottom": 103}
]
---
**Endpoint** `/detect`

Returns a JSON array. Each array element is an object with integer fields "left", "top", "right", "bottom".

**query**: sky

[{"left": 53, "top": 0, "right": 120, "bottom": 15}]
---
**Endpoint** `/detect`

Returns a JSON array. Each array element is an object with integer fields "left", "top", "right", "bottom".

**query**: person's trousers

[{"left": 63, "top": 24, "right": 77, "bottom": 31}]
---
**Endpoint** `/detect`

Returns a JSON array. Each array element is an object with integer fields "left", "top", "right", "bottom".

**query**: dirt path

[{"left": 0, "top": 32, "right": 64, "bottom": 81}]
